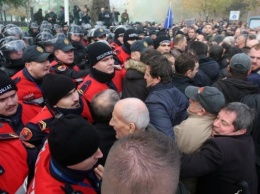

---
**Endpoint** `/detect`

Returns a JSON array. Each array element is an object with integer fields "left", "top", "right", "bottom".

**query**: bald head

[{"left": 109, "top": 98, "right": 150, "bottom": 138}]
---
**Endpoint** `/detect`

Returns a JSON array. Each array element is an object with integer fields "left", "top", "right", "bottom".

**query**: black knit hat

[
  {"left": 87, "top": 42, "right": 113, "bottom": 66},
  {"left": 123, "top": 29, "right": 139, "bottom": 44},
  {"left": 48, "top": 114, "right": 100, "bottom": 166},
  {"left": 153, "top": 35, "right": 170, "bottom": 49},
  {"left": 42, "top": 74, "right": 76, "bottom": 106},
  {"left": 114, "top": 27, "right": 125, "bottom": 39},
  {"left": 0, "top": 70, "right": 17, "bottom": 95}
]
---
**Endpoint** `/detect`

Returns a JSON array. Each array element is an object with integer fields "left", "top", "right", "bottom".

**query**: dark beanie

[
  {"left": 42, "top": 73, "right": 76, "bottom": 106},
  {"left": 153, "top": 35, "right": 170, "bottom": 49},
  {"left": 114, "top": 27, "right": 125, "bottom": 39},
  {"left": 87, "top": 42, "right": 113, "bottom": 66},
  {"left": 123, "top": 29, "right": 139, "bottom": 45},
  {"left": 0, "top": 70, "right": 17, "bottom": 95},
  {"left": 48, "top": 114, "right": 100, "bottom": 166}
]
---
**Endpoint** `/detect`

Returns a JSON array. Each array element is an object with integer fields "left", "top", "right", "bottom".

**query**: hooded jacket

[
  {"left": 122, "top": 59, "right": 148, "bottom": 101},
  {"left": 212, "top": 75, "right": 260, "bottom": 103}
]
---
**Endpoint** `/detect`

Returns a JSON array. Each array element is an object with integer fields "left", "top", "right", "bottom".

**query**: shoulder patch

[
  {"left": 57, "top": 65, "right": 67, "bottom": 71},
  {"left": 20, "top": 127, "right": 33, "bottom": 141}
]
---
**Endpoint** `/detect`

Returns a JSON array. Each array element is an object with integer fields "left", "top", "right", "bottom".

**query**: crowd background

[{"left": 1, "top": 3, "right": 260, "bottom": 194}]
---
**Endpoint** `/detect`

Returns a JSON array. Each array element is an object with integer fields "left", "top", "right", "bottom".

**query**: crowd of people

[{"left": 0, "top": 8, "right": 260, "bottom": 194}]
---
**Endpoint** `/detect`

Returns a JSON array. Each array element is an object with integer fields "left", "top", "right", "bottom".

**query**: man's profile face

[
  {"left": 0, "top": 90, "right": 19, "bottom": 116},
  {"left": 212, "top": 110, "right": 237, "bottom": 136},
  {"left": 109, "top": 103, "right": 130, "bottom": 139},
  {"left": 144, "top": 65, "right": 160, "bottom": 87},
  {"left": 67, "top": 148, "right": 103, "bottom": 171},
  {"left": 55, "top": 88, "right": 80, "bottom": 109}
]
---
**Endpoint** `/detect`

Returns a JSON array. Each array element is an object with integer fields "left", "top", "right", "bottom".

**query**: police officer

[
  {"left": 50, "top": 37, "right": 89, "bottom": 85},
  {"left": 78, "top": 42, "right": 125, "bottom": 102},
  {"left": 0, "top": 71, "right": 40, "bottom": 193},
  {"left": 12, "top": 45, "right": 51, "bottom": 107},
  {"left": 28, "top": 114, "right": 103, "bottom": 193},
  {"left": 20, "top": 73, "right": 93, "bottom": 150}
]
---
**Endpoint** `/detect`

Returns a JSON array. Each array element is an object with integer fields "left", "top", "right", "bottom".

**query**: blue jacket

[{"left": 145, "top": 83, "right": 189, "bottom": 139}]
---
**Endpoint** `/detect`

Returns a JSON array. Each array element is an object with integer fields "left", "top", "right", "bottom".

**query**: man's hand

[{"left": 94, "top": 164, "right": 104, "bottom": 180}]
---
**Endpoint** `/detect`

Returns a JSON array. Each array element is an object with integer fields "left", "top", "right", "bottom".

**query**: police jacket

[
  {"left": 78, "top": 69, "right": 124, "bottom": 102},
  {"left": 50, "top": 59, "right": 89, "bottom": 85},
  {"left": 20, "top": 97, "right": 93, "bottom": 149},
  {"left": 12, "top": 68, "right": 45, "bottom": 107},
  {"left": 114, "top": 45, "right": 130, "bottom": 65},
  {"left": 28, "top": 142, "right": 99, "bottom": 194},
  {"left": 0, "top": 103, "right": 40, "bottom": 193}
]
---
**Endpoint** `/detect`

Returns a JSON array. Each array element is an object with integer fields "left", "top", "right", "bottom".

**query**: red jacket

[
  {"left": 27, "top": 142, "right": 98, "bottom": 194},
  {"left": 50, "top": 60, "right": 89, "bottom": 85},
  {"left": 12, "top": 69, "right": 44, "bottom": 106},
  {"left": 78, "top": 69, "right": 125, "bottom": 102},
  {"left": 114, "top": 46, "right": 130, "bottom": 65},
  {"left": 20, "top": 97, "right": 93, "bottom": 148},
  {"left": 0, "top": 102, "right": 41, "bottom": 193}
]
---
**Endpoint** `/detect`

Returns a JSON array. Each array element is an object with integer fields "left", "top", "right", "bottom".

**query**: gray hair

[
  {"left": 222, "top": 102, "right": 255, "bottom": 132},
  {"left": 118, "top": 98, "right": 150, "bottom": 130},
  {"left": 102, "top": 129, "right": 180, "bottom": 194}
]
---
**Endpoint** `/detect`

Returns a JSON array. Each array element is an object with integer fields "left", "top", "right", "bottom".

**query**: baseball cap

[
  {"left": 185, "top": 86, "right": 225, "bottom": 114},
  {"left": 94, "top": 28, "right": 106, "bottom": 38},
  {"left": 54, "top": 37, "right": 74, "bottom": 52},
  {"left": 130, "top": 40, "right": 148, "bottom": 53},
  {"left": 22, "top": 45, "right": 51, "bottom": 63},
  {"left": 229, "top": 53, "right": 252, "bottom": 71}
]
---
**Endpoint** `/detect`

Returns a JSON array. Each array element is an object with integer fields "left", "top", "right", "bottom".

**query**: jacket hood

[{"left": 124, "top": 58, "right": 146, "bottom": 73}]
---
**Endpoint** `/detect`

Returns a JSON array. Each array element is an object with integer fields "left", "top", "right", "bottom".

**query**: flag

[{"left": 164, "top": 3, "right": 173, "bottom": 29}]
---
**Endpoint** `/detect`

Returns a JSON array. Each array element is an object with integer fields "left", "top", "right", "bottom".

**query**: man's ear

[
  {"left": 237, "top": 128, "right": 247, "bottom": 135},
  {"left": 186, "top": 70, "right": 192, "bottom": 78},
  {"left": 128, "top": 123, "right": 136, "bottom": 134},
  {"left": 25, "top": 62, "right": 31, "bottom": 71},
  {"left": 197, "top": 107, "right": 207, "bottom": 116},
  {"left": 155, "top": 76, "right": 161, "bottom": 84}
]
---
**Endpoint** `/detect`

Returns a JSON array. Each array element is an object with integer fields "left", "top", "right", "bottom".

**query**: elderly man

[
  {"left": 174, "top": 86, "right": 225, "bottom": 154},
  {"left": 109, "top": 97, "right": 150, "bottom": 139},
  {"left": 181, "top": 102, "right": 257, "bottom": 194},
  {"left": 174, "top": 86, "right": 225, "bottom": 193},
  {"left": 102, "top": 129, "right": 181, "bottom": 194}
]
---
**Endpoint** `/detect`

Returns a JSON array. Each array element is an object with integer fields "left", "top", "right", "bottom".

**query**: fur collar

[{"left": 124, "top": 59, "right": 146, "bottom": 73}]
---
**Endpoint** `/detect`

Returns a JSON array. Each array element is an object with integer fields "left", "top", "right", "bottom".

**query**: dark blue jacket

[
  {"left": 172, "top": 74, "right": 196, "bottom": 96},
  {"left": 145, "top": 82, "right": 189, "bottom": 139},
  {"left": 194, "top": 55, "right": 219, "bottom": 86},
  {"left": 248, "top": 72, "right": 260, "bottom": 88}
]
